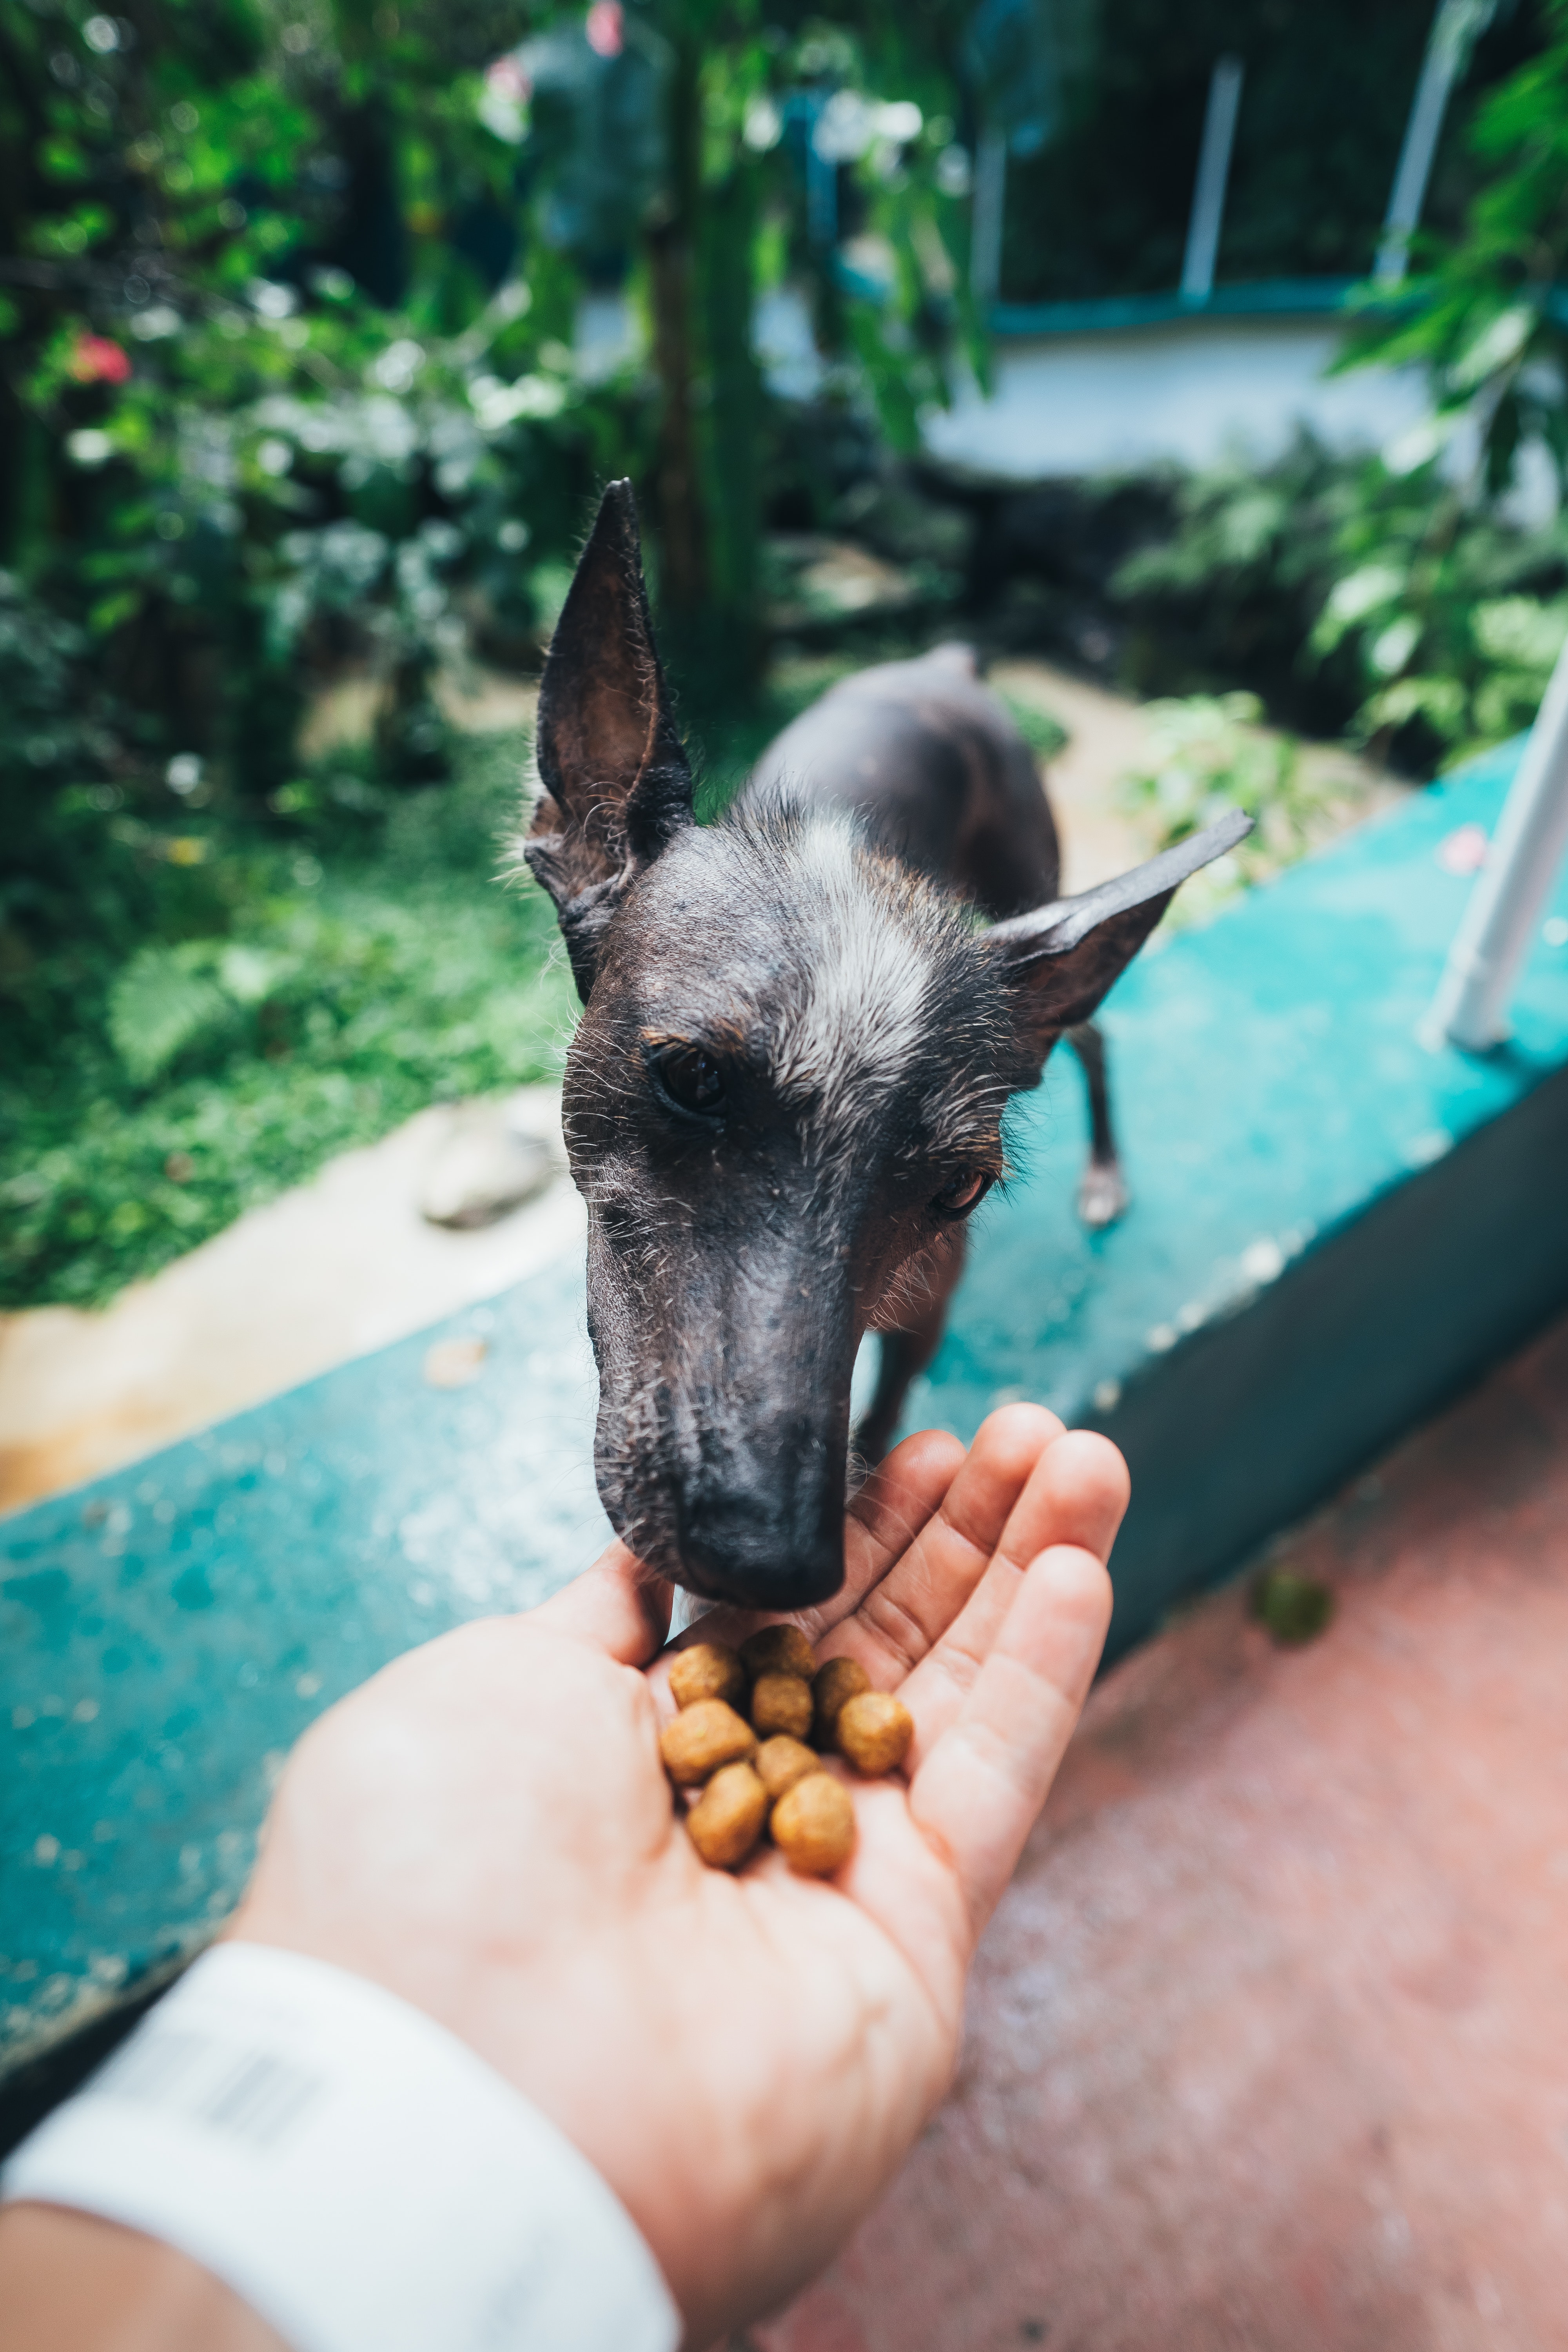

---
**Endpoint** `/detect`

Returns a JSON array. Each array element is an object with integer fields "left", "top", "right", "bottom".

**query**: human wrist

[
  {"left": 0, "top": 2203, "right": 287, "bottom": 2352},
  {"left": 1, "top": 1942, "right": 681, "bottom": 2352}
]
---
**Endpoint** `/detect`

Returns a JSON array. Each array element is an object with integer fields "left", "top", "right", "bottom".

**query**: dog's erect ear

[
  {"left": 984, "top": 810, "right": 1252, "bottom": 1059},
  {"left": 524, "top": 480, "right": 694, "bottom": 999}
]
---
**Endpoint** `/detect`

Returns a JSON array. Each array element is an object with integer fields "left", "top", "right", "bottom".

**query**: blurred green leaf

[{"left": 109, "top": 943, "right": 234, "bottom": 1084}]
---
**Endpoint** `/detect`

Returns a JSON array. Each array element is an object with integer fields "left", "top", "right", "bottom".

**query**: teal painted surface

[
  {"left": 912, "top": 740, "right": 1568, "bottom": 1448},
  {"left": 5, "top": 738, "right": 1568, "bottom": 2083},
  {"left": 989, "top": 278, "right": 1358, "bottom": 338},
  {"left": 1, "top": 1259, "right": 610, "bottom": 2080},
  {"left": 989, "top": 280, "right": 1568, "bottom": 341}
]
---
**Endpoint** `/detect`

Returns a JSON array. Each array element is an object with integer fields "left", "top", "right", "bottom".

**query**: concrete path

[
  {"left": 758, "top": 1308, "right": 1568, "bottom": 2352},
  {"left": 0, "top": 1092, "right": 581, "bottom": 1514}
]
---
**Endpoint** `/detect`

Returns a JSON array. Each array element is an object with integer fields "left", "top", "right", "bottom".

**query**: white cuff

[{"left": 2, "top": 1941, "right": 681, "bottom": 2352}]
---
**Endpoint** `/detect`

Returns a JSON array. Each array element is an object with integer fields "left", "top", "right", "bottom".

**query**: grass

[{"left": 1, "top": 730, "right": 577, "bottom": 1310}]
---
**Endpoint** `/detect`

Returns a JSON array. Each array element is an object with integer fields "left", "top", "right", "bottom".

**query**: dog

[{"left": 523, "top": 481, "right": 1247, "bottom": 1610}]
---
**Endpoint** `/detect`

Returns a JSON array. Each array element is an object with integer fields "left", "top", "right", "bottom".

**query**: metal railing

[{"left": 1422, "top": 637, "right": 1568, "bottom": 1052}]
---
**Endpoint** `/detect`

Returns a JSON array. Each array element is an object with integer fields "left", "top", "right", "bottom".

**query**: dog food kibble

[
  {"left": 835, "top": 1690, "right": 915, "bottom": 1777},
  {"left": 668, "top": 1640, "right": 746, "bottom": 1712},
  {"left": 755, "top": 1733, "right": 820, "bottom": 1803},
  {"left": 660, "top": 1623, "right": 911, "bottom": 1875},
  {"left": 659, "top": 1698, "right": 756, "bottom": 1786},
  {"left": 811, "top": 1655, "right": 871, "bottom": 1742},
  {"left": 740, "top": 1623, "right": 817, "bottom": 1682},
  {"left": 686, "top": 1761, "right": 769, "bottom": 1869},
  {"left": 751, "top": 1670, "right": 813, "bottom": 1742},
  {"left": 771, "top": 1772, "right": 857, "bottom": 1877}
]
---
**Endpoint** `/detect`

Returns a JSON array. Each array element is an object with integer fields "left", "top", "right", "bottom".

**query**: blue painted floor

[{"left": 5, "top": 737, "right": 1568, "bottom": 2080}]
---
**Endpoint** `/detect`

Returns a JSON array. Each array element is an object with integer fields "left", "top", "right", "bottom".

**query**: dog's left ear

[
  {"left": 984, "top": 810, "right": 1252, "bottom": 1060},
  {"left": 524, "top": 479, "right": 694, "bottom": 1000}
]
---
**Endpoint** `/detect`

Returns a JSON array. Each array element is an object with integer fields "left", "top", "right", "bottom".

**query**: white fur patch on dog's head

[{"left": 768, "top": 813, "right": 936, "bottom": 1108}]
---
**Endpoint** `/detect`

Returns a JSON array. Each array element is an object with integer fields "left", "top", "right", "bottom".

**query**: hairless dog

[{"left": 524, "top": 482, "right": 1247, "bottom": 1611}]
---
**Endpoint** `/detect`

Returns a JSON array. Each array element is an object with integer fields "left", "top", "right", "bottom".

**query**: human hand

[{"left": 233, "top": 1405, "right": 1126, "bottom": 2345}]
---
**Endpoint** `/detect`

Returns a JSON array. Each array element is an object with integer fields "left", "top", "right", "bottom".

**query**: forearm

[{"left": 0, "top": 2204, "right": 287, "bottom": 2352}]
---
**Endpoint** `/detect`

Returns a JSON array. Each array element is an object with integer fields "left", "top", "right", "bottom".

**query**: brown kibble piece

[
  {"left": 660, "top": 1699, "right": 756, "bottom": 1786},
  {"left": 751, "top": 1670, "right": 813, "bottom": 1741},
  {"left": 686, "top": 1762, "right": 768, "bottom": 1869},
  {"left": 756, "top": 1734, "right": 819, "bottom": 1804},
  {"left": 811, "top": 1655, "right": 871, "bottom": 1744},
  {"left": 771, "top": 1772, "right": 856, "bottom": 1877},
  {"left": 836, "top": 1690, "right": 915, "bottom": 1777},
  {"left": 740, "top": 1624, "right": 816, "bottom": 1682},
  {"left": 668, "top": 1641, "right": 746, "bottom": 1712}
]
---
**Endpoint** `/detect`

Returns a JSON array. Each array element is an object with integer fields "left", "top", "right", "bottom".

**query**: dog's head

[{"left": 524, "top": 483, "right": 1246, "bottom": 1608}]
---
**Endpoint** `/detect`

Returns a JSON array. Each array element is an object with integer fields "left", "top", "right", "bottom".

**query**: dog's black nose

[{"left": 675, "top": 1477, "right": 846, "bottom": 1610}]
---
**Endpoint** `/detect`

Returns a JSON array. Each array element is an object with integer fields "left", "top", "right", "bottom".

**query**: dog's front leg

[
  {"left": 1066, "top": 1019, "right": 1129, "bottom": 1229},
  {"left": 854, "top": 1234, "right": 969, "bottom": 1467}
]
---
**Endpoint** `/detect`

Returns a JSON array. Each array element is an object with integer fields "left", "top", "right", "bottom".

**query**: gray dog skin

[{"left": 524, "top": 482, "right": 1247, "bottom": 1611}]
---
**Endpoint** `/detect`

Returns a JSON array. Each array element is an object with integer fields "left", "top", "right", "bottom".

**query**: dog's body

[
  {"left": 742, "top": 644, "right": 1125, "bottom": 1456},
  {"left": 524, "top": 484, "right": 1245, "bottom": 1610},
  {"left": 747, "top": 642, "right": 1060, "bottom": 917}
]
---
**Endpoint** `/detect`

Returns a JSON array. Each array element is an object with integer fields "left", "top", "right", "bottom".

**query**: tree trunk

[{"left": 646, "top": 24, "right": 708, "bottom": 632}]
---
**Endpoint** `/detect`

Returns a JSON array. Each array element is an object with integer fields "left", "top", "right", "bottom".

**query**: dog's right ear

[
  {"left": 984, "top": 809, "right": 1252, "bottom": 1060},
  {"left": 524, "top": 480, "right": 694, "bottom": 1000}
]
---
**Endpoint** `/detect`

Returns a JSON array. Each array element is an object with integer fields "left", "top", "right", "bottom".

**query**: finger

[
  {"left": 909, "top": 1542, "right": 1112, "bottom": 1942},
  {"left": 836, "top": 1403, "right": 1070, "bottom": 1680},
  {"left": 667, "top": 1427, "right": 965, "bottom": 1659},
  {"left": 531, "top": 1540, "right": 674, "bottom": 1666},
  {"left": 897, "top": 1430, "right": 1128, "bottom": 1758}
]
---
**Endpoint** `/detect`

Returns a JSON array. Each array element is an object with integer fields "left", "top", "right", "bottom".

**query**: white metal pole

[
  {"left": 971, "top": 126, "right": 1007, "bottom": 305},
  {"left": 1180, "top": 56, "right": 1243, "bottom": 303},
  {"left": 1375, "top": 0, "right": 1497, "bottom": 285},
  {"left": 1421, "top": 635, "right": 1568, "bottom": 1051}
]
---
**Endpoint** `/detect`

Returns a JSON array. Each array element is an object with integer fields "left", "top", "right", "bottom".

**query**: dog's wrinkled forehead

[{"left": 608, "top": 804, "right": 1007, "bottom": 1141}]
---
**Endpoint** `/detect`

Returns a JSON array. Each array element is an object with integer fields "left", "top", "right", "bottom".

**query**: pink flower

[
  {"left": 484, "top": 54, "right": 530, "bottom": 103},
  {"left": 585, "top": 0, "right": 623, "bottom": 57},
  {"left": 69, "top": 334, "right": 132, "bottom": 386}
]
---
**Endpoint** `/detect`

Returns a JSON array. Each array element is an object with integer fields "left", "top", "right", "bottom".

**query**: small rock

[
  {"left": 418, "top": 1099, "right": 556, "bottom": 1229},
  {"left": 423, "top": 1336, "right": 488, "bottom": 1389}
]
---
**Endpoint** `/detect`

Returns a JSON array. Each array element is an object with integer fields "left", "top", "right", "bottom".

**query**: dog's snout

[{"left": 675, "top": 1447, "right": 846, "bottom": 1610}]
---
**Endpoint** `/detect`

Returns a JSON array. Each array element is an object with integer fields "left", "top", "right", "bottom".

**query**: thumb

[{"left": 530, "top": 1541, "right": 674, "bottom": 1666}]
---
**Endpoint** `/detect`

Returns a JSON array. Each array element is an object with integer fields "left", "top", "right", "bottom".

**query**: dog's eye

[
  {"left": 931, "top": 1170, "right": 991, "bottom": 1219},
  {"left": 653, "top": 1045, "right": 726, "bottom": 1118}
]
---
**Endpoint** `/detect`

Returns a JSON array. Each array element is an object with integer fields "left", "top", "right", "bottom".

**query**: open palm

[{"left": 236, "top": 1405, "right": 1126, "bottom": 2347}]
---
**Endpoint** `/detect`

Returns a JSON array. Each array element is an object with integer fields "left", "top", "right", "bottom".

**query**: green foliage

[
  {"left": 1109, "top": 435, "right": 1568, "bottom": 769},
  {"left": 1306, "top": 458, "right": 1568, "bottom": 759},
  {"left": 1110, "top": 440, "right": 1361, "bottom": 730},
  {"left": 996, "top": 692, "right": 1068, "bottom": 761},
  {"left": 0, "top": 0, "right": 661, "bottom": 891},
  {"left": 0, "top": 727, "right": 579, "bottom": 1309},
  {"left": 108, "top": 940, "right": 240, "bottom": 1084},
  {"left": 1118, "top": 691, "right": 1336, "bottom": 927},
  {"left": 1, "top": 0, "right": 974, "bottom": 890},
  {"left": 1268, "top": 0, "right": 1568, "bottom": 762},
  {"left": 1339, "top": 0, "right": 1568, "bottom": 505}
]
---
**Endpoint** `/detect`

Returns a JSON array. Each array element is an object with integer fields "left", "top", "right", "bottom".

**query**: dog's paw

[{"left": 1077, "top": 1158, "right": 1129, "bottom": 1230}]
